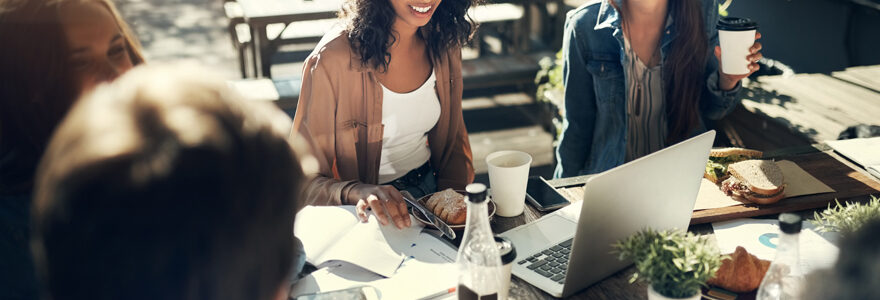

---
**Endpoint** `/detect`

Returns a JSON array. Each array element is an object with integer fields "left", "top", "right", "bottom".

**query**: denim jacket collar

[{"left": 594, "top": 0, "right": 678, "bottom": 61}]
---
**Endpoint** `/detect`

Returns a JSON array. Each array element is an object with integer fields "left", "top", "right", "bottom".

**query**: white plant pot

[{"left": 647, "top": 285, "right": 701, "bottom": 300}]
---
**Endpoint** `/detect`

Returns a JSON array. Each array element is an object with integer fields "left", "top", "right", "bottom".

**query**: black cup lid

[
  {"left": 494, "top": 236, "right": 517, "bottom": 264},
  {"left": 466, "top": 183, "right": 488, "bottom": 203},
  {"left": 778, "top": 213, "right": 802, "bottom": 234},
  {"left": 717, "top": 17, "right": 758, "bottom": 31}
]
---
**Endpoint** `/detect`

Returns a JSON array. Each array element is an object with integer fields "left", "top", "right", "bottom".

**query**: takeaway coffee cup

[
  {"left": 486, "top": 150, "right": 531, "bottom": 217},
  {"left": 717, "top": 17, "right": 758, "bottom": 75},
  {"left": 495, "top": 236, "right": 517, "bottom": 300}
]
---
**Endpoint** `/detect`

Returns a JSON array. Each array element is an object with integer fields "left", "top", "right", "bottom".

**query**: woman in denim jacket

[{"left": 555, "top": 0, "right": 762, "bottom": 177}]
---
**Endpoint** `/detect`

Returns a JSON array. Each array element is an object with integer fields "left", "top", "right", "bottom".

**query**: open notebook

[
  {"left": 292, "top": 206, "right": 459, "bottom": 299},
  {"left": 826, "top": 137, "right": 880, "bottom": 180}
]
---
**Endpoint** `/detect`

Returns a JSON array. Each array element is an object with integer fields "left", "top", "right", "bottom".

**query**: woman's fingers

[
  {"left": 366, "top": 194, "right": 390, "bottom": 226},
  {"left": 755, "top": 32, "right": 762, "bottom": 40},
  {"left": 714, "top": 45, "right": 722, "bottom": 61},
  {"left": 751, "top": 42, "right": 763, "bottom": 54},
  {"left": 355, "top": 199, "right": 369, "bottom": 222},
  {"left": 383, "top": 187, "right": 412, "bottom": 228},
  {"left": 748, "top": 52, "right": 763, "bottom": 63},
  {"left": 383, "top": 196, "right": 406, "bottom": 229}
]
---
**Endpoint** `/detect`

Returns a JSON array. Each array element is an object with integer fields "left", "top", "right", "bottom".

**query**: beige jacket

[{"left": 292, "top": 28, "right": 474, "bottom": 206}]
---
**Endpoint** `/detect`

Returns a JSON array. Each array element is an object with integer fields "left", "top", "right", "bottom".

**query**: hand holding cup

[{"left": 716, "top": 17, "right": 763, "bottom": 91}]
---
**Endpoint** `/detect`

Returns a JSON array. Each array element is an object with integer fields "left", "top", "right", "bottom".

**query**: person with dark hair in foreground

[
  {"left": 293, "top": 0, "right": 479, "bottom": 228},
  {"left": 0, "top": 0, "right": 144, "bottom": 297},
  {"left": 31, "top": 65, "right": 312, "bottom": 300},
  {"left": 802, "top": 219, "right": 880, "bottom": 300}
]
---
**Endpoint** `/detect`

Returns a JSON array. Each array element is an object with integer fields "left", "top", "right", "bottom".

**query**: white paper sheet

[
  {"left": 827, "top": 137, "right": 880, "bottom": 167},
  {"left": 827, "top": 137, "right": 880, "bottom": 180},
  {"left": 712, "top": 218, "right": 840, "bottom": 275},
  {"left": 294, "top": 206, "right": 424, "bottom": 277},
  {"left": 290, "top": 231, "right": 459, "bottom": 300}
]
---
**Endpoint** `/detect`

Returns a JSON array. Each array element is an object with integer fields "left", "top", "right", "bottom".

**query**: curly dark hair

[{"left": 340, "top": 0, "right": 479, "bottom": 71}]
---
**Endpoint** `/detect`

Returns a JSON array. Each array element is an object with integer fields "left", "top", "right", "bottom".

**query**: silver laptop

[{"left": 499, "top": 130, "right": 715, "bottom": 297}]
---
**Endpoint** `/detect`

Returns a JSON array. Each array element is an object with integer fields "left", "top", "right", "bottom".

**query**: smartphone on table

[{"left": 525, "top": 176, "right": 570, "bottom": 211}]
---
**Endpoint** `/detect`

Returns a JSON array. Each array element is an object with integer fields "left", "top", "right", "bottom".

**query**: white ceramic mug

[{"left": 486, "top": 150, "right": 532, "bottom": 217}]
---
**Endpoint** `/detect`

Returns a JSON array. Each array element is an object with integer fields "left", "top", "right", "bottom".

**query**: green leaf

[{"left": 811, "top": 196, "right": 880, "bottom": 237}]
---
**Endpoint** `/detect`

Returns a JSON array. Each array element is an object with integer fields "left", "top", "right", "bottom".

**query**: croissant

[
  {"left": 708, "top": 246, "right": 771, "bottom": 293},
  {"left": 425, "top": 188, "right": 467, "bottom": 225}
]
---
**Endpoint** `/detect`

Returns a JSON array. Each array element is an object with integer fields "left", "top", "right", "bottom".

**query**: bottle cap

[
  {"left": 778, "top": 213, "right": 802, "bottom": 234},
  {"left": 494, "top": 236, "right": 517, "bottom": 265},
  {"left": 466, "top": 183, "right": 488, "bottom": 203}
]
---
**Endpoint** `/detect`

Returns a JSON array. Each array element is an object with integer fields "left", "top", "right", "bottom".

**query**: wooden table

[
  {"left": 489, "top": 144, "right": 880, "bottom": 298},
  {"left": 237, "top": 0, "right": 342, "bottom": 78},
  {"left": 831, "top": 65, "right": 880, "bottom": 93},
  {"left": 723, "top": 65, "right": 880, "bottom": 150}
]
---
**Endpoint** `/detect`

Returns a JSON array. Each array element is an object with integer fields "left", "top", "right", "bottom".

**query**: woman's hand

[
  {"left": 348, "top": 183, "right": 412, "bottom": 229},
  {"left": 716, "top": 32, "right": 763, "bottom": 91}
]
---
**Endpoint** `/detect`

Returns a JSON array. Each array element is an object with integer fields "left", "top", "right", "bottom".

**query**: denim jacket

[{"left": 554, "top": 0, "right": 742, "bottom": 178}]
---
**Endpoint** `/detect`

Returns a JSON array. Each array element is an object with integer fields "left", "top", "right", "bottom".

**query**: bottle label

[{"left": 458, "top": 284, "right": 498, "bottom": 300}]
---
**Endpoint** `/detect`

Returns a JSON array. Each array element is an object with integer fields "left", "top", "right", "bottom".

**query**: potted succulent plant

[{"left": 613, "top": 229, "right": 723, "bottom": 300}]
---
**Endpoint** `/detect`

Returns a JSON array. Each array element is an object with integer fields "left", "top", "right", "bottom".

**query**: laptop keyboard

[{"left": 516, "top": 238, "right": 573, "bottom": 284}]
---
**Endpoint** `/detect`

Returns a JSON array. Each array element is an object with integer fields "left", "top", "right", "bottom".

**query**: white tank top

[{"left": 378, "top": 70, "right": 441, "bottom": 184}]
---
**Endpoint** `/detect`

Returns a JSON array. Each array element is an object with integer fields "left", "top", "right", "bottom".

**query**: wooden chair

[
  {"left": 224, "top": 1, "right": 251, "bottom": 78},
  {"left": 469, "top": 3, "right": 525, "bottom": 55},
  {"left": 224, "top": 0, "right": 335, "bottom": 78}
]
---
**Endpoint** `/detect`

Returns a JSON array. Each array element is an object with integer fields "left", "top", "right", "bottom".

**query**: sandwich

[
  {"left": 720, "top": 160, "right": 785, "bottom": 204},
  {"left": 705, "top": 148, "right": 763, "bottom": 183}
]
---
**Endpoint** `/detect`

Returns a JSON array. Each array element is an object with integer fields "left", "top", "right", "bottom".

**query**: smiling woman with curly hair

[
  {"left": 341, "top": 0, "right": 475, "bottom": 71},
  {"left": 293, "top": 0, "right": 479, "bottom": 229}
]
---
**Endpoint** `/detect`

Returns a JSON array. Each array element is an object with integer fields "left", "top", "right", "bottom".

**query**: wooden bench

[
  {"left": 461, "top": 51, "right": 552, "bottom": 90},
  {"left": 228, "top": 50, "right": 553, "bottom": 104},
  {"left": 227, "top": 50, "right": 553, "bottom": 106}
]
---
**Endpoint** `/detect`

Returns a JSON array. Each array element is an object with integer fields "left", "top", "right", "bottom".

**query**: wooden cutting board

[
  {"left": 690, "top": 150, "right": 880, "bottom": 224},
  {"left": 555, "top": 150, "right": 880, "bottom": 225}
]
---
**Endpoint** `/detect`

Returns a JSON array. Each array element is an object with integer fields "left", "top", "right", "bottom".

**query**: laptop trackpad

[{"left": 501, "top": 215, "right": 577, "bottom": 257}]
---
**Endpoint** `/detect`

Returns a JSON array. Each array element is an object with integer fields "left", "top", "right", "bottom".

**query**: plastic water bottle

[
  {"left": 457, "top": 183, "right": 503, "bottom": 300},
  {"left": 756, "top": 213, "right": 804, "bottom": 300}
]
